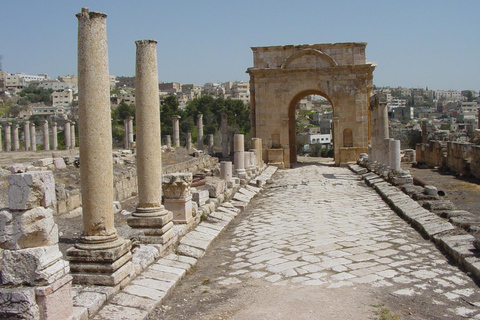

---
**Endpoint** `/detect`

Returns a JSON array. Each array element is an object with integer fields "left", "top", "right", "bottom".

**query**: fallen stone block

[
  {"left": 8, "top": 171, "right": 56, "bottom": 210},
  {"left": 205, "top": 179, "right": 226, "bottom": 198},
  {"left": 176, "top": 244, "right": 205, "bottom": 259},
  {"left": 0, "top": 287, "right": 40, "bottom": 320}
]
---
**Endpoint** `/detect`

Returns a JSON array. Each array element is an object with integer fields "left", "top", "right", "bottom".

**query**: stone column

[
  {"left": 220, "top": 161, "right": 232, "bottom": 182},
  {"left": 127, "top": 116, "right": 134, "bottom": 147},
  {"left": 165, "top": 135, "right": 172, "bottom": 148},
  {"left": 244, "top": 151, "right": 252, "bottom": 176},
  {"left": 127, "top": 39, "right": 173, "bottom": 244},
  {"left": 64, "top": 120, "right": 71, "bottom": 150},
  {"left": 251, "top": 138, "right": 263, "bottom": 168},
  {"left": 42, "top": 120, "right": 50, "bottom": 151},
  {"left": 172, "top": 115, "right": 181, "bottom": 147},
  {"left": 24, "top": 121, "right": 30, "bottom": 151},
  {"left": 186, "top": 132, "right": 192, "bottom": 152},
  {"left": 389, "top": 139, "right": 401, "bottom": 171},
  {"left": 66, "top": 8, "right": 132, "bottom": 286},
  {"left": 197, "top": 114, "right": 203, "bottom": 150},
  {"left": 51, "top": 121, "right": 58, "bottom": 151},
  {"left": 12, "top": 124, "right": 19, "bottom": 151},
  {"left": 221, "top": 113, "right": 229, "bottom": 157},
  {"left": 123, "top": 118, "right": 129, "bottom": 149},
  {"left": 70, "top": 122, "right": 75, "bottom": 149},
  {"left": 207, "top": 134, "right": 214, "bottom": 154},
  {"left": 30, "top": 122, "right": 36, "bottom": 151},
  {"left": 234, "top": 133, "right": 246, "bottom": 178},
  {"left": 4, "top": 123, "right": 11, "bottom": 152}
]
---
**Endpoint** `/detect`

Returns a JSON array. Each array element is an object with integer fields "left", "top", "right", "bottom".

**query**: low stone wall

[
  {"left": 56, "top": 155, "right": 218, "bottom": 215},
  {"left": 446, "top": 142, "right": 473, "bottom": 176},
  {"left": 415, "top": 140, "right": 480, "bottom": 179},
  {"left": 415, "top": 140, "right": 446, "bottom": 167}
]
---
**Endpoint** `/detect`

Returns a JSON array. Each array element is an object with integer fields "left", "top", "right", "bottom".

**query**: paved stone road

[{"left": 152, "top": 162, "right": 480, "bottom": 319}]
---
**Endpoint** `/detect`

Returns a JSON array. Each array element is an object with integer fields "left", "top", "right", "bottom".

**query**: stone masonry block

[
  {"left": 8, "top": 171, "right": 56, "bottom": 211},
  {"left": 0, "top": 287, "right": 40, "bottom": 320},
  {"left": 205, "top": 179, "right": 226, "bottom": 198}
]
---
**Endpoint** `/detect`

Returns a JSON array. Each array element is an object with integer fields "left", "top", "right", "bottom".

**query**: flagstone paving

[{"left": 149, "top": 162, "right": 480, "bottom": 319}]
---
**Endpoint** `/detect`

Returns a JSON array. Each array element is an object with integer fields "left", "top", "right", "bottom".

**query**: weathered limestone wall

[
  {"left": 415, "top": 141, "right": 446, "bottom": 167},
  {"left": 471, "top": 146, "right": 480, "bottom": 180},
  {"left": 446, "top": 142, "right": 473, "bottom": 176}
]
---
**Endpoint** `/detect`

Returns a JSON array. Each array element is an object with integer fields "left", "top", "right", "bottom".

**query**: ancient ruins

[{"left": 2, "top": 6, "right": 480, "bottom": 320}]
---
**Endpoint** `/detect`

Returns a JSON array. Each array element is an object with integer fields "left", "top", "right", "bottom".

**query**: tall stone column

[
  {"left": 127, "top": 39, "right": 173, "bottom": 244},
  {"left": 123, "top": 118, "right": 129, "bottom": 149},
  {"left": 23, "top": 121, "right": 30, "bottom": 151},
  {"left": 186, "top": 132, "right": 192, "bottom": 152},
  {"left": 51, "top": 121, "right": 58, "bottom": 151},
  {"left": 197, "top": 114, "right": 203, "bottom": 150},
  {"left": 67, "top": 8, "right": 132, "bottom": 286},
  {"left": 207, "top": 134, "right": 214, "bottom": 154},
  {"left": 70, "top": 122, "right": 76, "bottom": 148},
  {"left": 12, "top": 124, "right": 19, "bottom": 151},
  {"left": 221, "top": 113, "right": 228, "bottom": 157},
  {"left": 42, "top": 120, "right": 50, "bottom": 151},
  {"left": 234, "top": 133, "right": 246, "bottom": 178},
  {"left": 127, "top": 116, "right": 134, "bottom": 147},
  {"left": 30, "top": 122, "right": 36, "bottom": 151},
  {"left": 4, "top": 123, "right": 11, "bottom": 152},
  {"left": 64, "top": 120, "right": 71, "bottom": 150},
  {"left": 172, "top": 115, "right": 181, "bottom": 147}
]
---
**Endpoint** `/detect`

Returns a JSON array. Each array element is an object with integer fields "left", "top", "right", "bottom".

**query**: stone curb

[
  {"left": 349, "top": 163, "right": 480, "bottom": 283},
  {"left": 90, "top": 165, "right": 278, "bottom": 319}
]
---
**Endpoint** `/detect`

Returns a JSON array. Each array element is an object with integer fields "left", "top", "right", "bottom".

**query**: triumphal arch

[{"left": 247, "top": 43, "right": 376, "bottom": 167}]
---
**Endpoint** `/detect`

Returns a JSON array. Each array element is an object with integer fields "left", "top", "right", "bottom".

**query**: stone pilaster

[
  {"left": 12, "top": 124, "right": 19, "bottom": 151},
  {"left": 4, "top": 122, "right": 11, "bottom": 152},
  {"left": 42, "top": 120, "right": 50, "bottom": 151},
  {"left": 51, "top": 121, "right": 58, "bottom": 151},
  {"left": 172, "top": 115, "right": 181, "bottom": 147},
  {"left": 24, "top": 121, "right": 30, "bottom": 151},
  {"left": 221, "top": 113, "right": 229, "bottom": 157},
  {"left": 197, "top": 113, "right": 204, "bottom": 150},
  {"left": 127, "top": 39, "right": 173, "bottom": 244},
  {"left": 66, "top": 7, "right": 132, "bottom": 287}
]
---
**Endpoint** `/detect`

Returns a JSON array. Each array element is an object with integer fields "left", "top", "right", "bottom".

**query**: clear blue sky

[{"left": 1, "top": 0, "right": 478, "bottom": 91}]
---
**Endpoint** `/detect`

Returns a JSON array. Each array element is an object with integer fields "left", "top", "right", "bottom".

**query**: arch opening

[{"left": 288, "top": 90, "right": 334, "bottom": 164}]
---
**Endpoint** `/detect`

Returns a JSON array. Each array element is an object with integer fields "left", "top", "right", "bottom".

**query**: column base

[
  {"left": 66, "top": 238, "right": 132, "bottom": 286},
  {"left": 134, "top": 228, "right": 174, "bottom": 245}
]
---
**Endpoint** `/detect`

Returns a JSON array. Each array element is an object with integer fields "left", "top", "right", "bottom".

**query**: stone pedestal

[
  {"left": 162, "top": 173, "right": 193, "bottom": 224},
  {"left": 127, "top": 39, "right": 173, "bottom": 245},
  {"left": 221, "top": 113, "right": 229, "bottom": 157},
  {"left": 24, "top": 121, "right": 30, "bottom": 151},
  {"left": 42, "top": 120, "right": 50, "bottom": 151},
  {"left": 67, "top": 8, "right": 132, "bottom": 286},
  {"left": 172, "top": 115, "right": 181, "bottom": 147},
  {"left": 30, "top": 122, "right": 36, "bottom": 151},
  {"left": 197, "top": 114, "right": 204, "bottom": 150},
  {"left": 12, "top": 124, "right": 19, "bottom": 151}
]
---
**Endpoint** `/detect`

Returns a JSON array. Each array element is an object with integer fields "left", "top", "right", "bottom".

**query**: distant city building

[{"left": 116, "top": 76, "right": 135, "bottom": 89}]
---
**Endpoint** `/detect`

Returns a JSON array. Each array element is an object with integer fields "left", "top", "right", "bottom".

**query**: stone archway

[{"left": 247, "top": 43, "right": 376, "bottom": 167}]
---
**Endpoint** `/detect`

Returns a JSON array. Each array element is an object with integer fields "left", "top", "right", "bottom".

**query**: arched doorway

[
  {"left": 288, "top": 91, "right": 334, "bottom": 164},
  {"left": 247, "top": 43, "right": 376, "bottom": 167}
]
